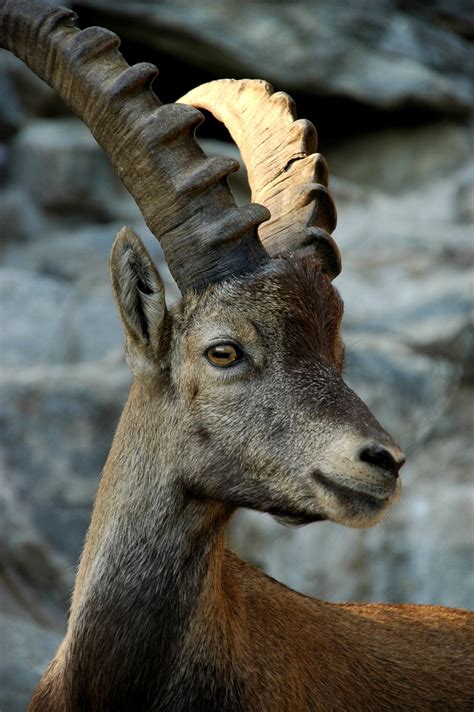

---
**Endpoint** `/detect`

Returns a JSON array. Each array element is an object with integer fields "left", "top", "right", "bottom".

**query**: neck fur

[{"left": 61, "top": 382, "right": 236, "bottom": 710}]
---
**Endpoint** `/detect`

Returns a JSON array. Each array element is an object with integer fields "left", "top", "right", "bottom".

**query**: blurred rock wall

[{"left": 0, "top": 1, "right": 473, "bottom": 709}]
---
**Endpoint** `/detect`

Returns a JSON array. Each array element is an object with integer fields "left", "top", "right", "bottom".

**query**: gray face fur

[{"left": 111, "top": 227, "right": 404, "bottom": 530}]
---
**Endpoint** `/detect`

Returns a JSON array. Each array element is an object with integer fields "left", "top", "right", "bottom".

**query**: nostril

[{"left": 359, "top": 445, "right": 403, "bottom": 479}]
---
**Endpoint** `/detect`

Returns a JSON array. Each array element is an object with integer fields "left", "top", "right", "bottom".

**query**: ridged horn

[
  {"left": 0, "top": 1, "right": 270, "bottom": 291},
  {"left": 179, "top": 79, "right": 341, "bottom": 279}
]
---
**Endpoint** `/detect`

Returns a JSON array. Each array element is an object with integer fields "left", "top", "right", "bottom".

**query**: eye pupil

[{"left": 206, "top": 343, "right": 242, "bottom": 367}]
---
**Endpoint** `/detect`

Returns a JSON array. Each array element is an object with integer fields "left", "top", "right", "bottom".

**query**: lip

[
  {"left": 312, "top": 470, "right": 396, "bottom": 509},
  {"left": 268, "top": 504, "right": 328, "bottom": 524}
]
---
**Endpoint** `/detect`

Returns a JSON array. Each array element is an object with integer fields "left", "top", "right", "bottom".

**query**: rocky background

[{"left": 1, "top": 0, "right": 473, "bottom": 709}]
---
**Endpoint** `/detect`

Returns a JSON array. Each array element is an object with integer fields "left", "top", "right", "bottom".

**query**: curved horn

[
  {"left": 179, "top": 79, "right": 341, "bottom": 279},
  {"left": 0, "top": 1, "right": 270, "bottom": 291}
]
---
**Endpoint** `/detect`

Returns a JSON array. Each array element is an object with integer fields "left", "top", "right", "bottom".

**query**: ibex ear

[{"left": 110, "top": 226, "right": 168, "bottom": 365}]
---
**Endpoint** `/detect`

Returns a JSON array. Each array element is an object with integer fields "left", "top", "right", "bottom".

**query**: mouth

[
  {"left": 267, "top": 469, "right": 399, "bottom": 529},
  {"left": 312, "top": 470, "right": 399, "bottom": 520},
  {"left": 268, "top": 505, "right": 328, "bottom": 526}
]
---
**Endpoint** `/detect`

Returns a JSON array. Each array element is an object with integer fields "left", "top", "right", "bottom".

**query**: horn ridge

[
  {"left": 110, "top": 63, "right": 160, "bottom": 99},
  {"left": 68, "top": 26, "right": 121, "bottom": 62},
  {"left": 176, "top": 156, "right": 240, "bottom": 196}
]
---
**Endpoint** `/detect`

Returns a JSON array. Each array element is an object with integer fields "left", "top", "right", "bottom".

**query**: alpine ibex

[{"left": 1, "top": 1, "right": 472, "bottom": 710}]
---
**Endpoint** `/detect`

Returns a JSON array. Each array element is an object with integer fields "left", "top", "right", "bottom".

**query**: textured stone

[
  {"left": 0, "top": 70, "right": 23, "bottom": 139},
  {"left": 332, "top": 160, "right": 473, "bottom": 382},
  {"left": 0, "top": 269, "right": 72, "bottom": 366},
  {"left": 74, "top": 0, "right": 474, "bottom": 115},
  {"left": 0, "top": 266, "right": 131, "bottom": 366},
  {"left": 0, "top": 361, "right": 131, "bottom": 570},
  {"left": 0, "top": 614, "right": 61, "bottom": 712},
  {"left": 11, "top": 119, "right": 134, "bottom": 219},
  {"left": 0, "top": 188, "right": 44, "bottom": 246},
  {"left": 326, "top": 121, "right": 473, "bottom": 194},
  {"left": 0, "top": 50, "right": 60, "bottom": 134},
  {"left": 0, "top": 465, "right": 70, "bottom": 626},
  {"left": 0, "top": 266, "right": 129, "bottom": 367},
  {"left": 2, "top": 221, "right": 180, "bottom": 300}
]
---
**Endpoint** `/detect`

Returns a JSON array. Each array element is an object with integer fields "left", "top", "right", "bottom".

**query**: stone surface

[
  {"left": 0, "top": 265, "right": 130, "bottom": 366},
  {"left": 0, "top": 268, "right": 73, "bottom": 366},
  {"left": 2, "top": 221, "right": 179, "bottom": 300},
  {"left": 0, "top": 50, "right": 61, "bottom": 139},
  {"left": 0, "top": 361, "right": 131, "bottom": 576},
  {"left": 11, "top": 119, "right": 135, "bottom": 220},
  {"left": 0, "top": 267, "right": 127, "bottom": 366},
  {"left": 326, "top": 121, "right": 473, "bottom": 193},
  {"left": 0, "top": 70, "right": 23, "bottom": 139},
  {"left": 0, "top": 188, "right": 44, "bottom": 246},
  {"left": 0, "top": 465, "right": 70, "bottom": 627},
  {"left": 343, "top": 336, "right": 461, "bottom": 445},
  {"left": 74, "top": 0, "right": 474, "bottom": 115},
  {"left": 0, "top": 614, "right": 61, "bottom": 712}
]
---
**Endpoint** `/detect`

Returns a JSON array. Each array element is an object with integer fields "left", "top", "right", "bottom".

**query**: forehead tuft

[
  {"left": 275, "top": 256, "right": 345, "bottom": 366},
  {"left": 177, "top": 256, "right": 344, "bottom": 366},
  {"left": 281, "top": 257, "right": 343, "bottom": 327}
]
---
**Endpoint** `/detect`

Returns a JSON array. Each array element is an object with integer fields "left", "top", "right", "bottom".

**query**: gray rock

[
  {"left": 398, "top": 482, "right": 474, "bottom": 608},
  {"left": 411, "top": 0, "right": 474, "bottom": 38},
  {"left": 0, "top": 266, "right": 129, "bottom": 366},
  {"left": 57, "top": 279, "right": 124, "bottom": 363},
  {"left": 0, "top": 188, "right": 44, "bottom": 246},
  {"left": 0, "top": 266, "right": 127, "bottom": 367},
  {"left": 334, "top": 159, "right": 474, "bottom": 256},
  {"left": 0, "top": 268, "right": 73, "bottom": 366},
  {"left": 0, "top": 50, "right": 61, "bottom": 139},
  {"left": 2, "top": 221, "right": 180, "bottom": 301},
  {"left": 0, "top": 142, "right": 8, "bottom": 182},
  {"left": 326, "top": 121, "right": 473, "bottom": 194},
  {"left": 454, "top": 169, "right": 474, "bottom": 224},
  {"left": 10, "top": 119, "right": 135, "bottom": 220},
  {"left": 0, "top": 228, "right": 179, "bottom": 369},
  {"left": 0, "top": 361, "right": 131, "bottom": 572},
  {"left": 74, "top": 0, "right": 474, "bottom": 114},
  {"left": 0, "top": 70, "right": 23, "bottom": 139},
  {"left": 333, "top": 160, "right": 474, "bottom": 376},
  {"left": 340, "top": 268, "right": 473, "bottom": 372},
  {"left": 2, "top": 222, "right": 119, "bottom": 278},
  {"left": 0, "top": 613, "right": 61, "bottom": 712},
  {"left": 0, "top": 465, "right": 70, "bottom": 626}
]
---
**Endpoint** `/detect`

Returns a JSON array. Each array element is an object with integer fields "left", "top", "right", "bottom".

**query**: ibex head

[
  {"left": 3, "top": 3, "right": 404, "bottom": 529},
  {"left": 112, "top": 230, "right": 403, "bottom": 529}
]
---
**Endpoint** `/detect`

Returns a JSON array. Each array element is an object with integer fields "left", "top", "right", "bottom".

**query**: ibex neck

[{"left": 62, "top": 382, "right": 236, "bottom": 709}]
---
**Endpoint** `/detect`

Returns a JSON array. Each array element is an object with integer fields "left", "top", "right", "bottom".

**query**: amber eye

[{"left": 205, "top": 343, "right": 243, "bottom": 368}]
